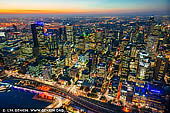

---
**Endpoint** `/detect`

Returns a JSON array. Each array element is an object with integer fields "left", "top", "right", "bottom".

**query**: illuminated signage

[{"left": 35, "top": 21, "right": 44, "bottom": 26}]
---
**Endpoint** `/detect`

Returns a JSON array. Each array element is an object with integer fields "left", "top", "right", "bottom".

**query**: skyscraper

[
  {"left": 65, "top": 24, "right": 73, "bottom": 42},
  {"left": 154, "top": 57, "right": 168, "bottom": 82},
  {"left": 31, "top": 22, "right": 49, "bottom": 57}
]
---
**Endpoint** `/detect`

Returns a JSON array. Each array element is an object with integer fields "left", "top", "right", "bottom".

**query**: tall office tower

[
  {"left": 120, "top": 46, "right": 130, "bottom": 80},
  {"left": 0, "top": 32, "right": 5, "bottom": 41},
  {"left": 149, "top": 16, "right": 155, "bottom": 33},
  {"left": 11, "top": 32, "right": 20, "bottom": 39},
  {"left": 166, "top": 64, "right": 170, "bottom": 85},
  {"left": 0, "top": 56, "right": 4, "bottom": 76},
  {"left": 154, "top": 57, "right": 168, "bottom": 82},
  {"left": 58, "top": 27, "right": 66, "bottom": 42},
  {"left": 65, "top": 24, "right": 73, "bottom": 42},
  {"left": 45, "top": 29, "right": 59, "bottom": 57},
  {"left": 64, "top": 42, "right": 72, "bottom": 66},
  {"left": 106, "top": 31, "right": 114, "bottom": 51},
  {"left": 21, "top": 41, "right": 33, "bottom": 58},
  {"left": 96, "top": 62, "right": 107, "bottom": 78},
  {"left": 149, "top": 16, "right": 155, "bottom": 23},
  {"left": 136, "top": 27, "right": 144, "bottom": 44},
  {"left": 113, "top": 30, "right": 119, "bottom": 40},
  {"left": 95, "top": 29, "right": 103, "bottom": 42},
  {"left": 12, "top": 24, "right": 17, "bottom": 32},
  {"left": 11, "top": 24, "right": 19, "bottom": 39},
  {"left": 31, "top": 22, "right": 49, "bottom": 57},
  {"left": 77, "top": 36, "right": 85, "bottom": 52},
  {"left": 42, "top": 64, "right": 52, "bottom": 79}
]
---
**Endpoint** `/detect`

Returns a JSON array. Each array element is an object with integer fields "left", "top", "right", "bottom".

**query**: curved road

[{"left": 4, "top": 76, "right": 125, "bottom": 113}]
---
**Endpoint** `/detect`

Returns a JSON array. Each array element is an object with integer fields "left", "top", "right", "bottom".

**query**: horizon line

[{"left": 0, "top": 9, "right": 169, "bottom": 15}]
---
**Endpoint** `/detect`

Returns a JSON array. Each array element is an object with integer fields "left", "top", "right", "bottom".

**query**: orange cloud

[
  {"left": 0, "top": 9, "right": 80, "bottom": 14},
  {"left": 0, "top": 8, "right": 141, "bottom": 14}
]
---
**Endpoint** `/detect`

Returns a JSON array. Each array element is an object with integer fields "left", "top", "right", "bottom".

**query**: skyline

[
  {"left": 0, "top": 4, "right": 170, "bottom": 113},
  {"left": 0, "top": 0, "right": 169, "bottom": 15}
]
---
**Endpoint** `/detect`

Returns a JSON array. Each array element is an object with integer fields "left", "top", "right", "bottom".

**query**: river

[{"left": 0, "top": 79, "right": 50, "bottom": 108}]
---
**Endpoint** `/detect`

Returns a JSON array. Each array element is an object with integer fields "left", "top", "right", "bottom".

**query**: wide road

[{"left": 4, "top": 76, "right": 125, "bottom": 113}]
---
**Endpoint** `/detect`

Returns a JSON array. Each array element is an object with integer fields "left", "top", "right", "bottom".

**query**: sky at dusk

[{"left": 0, "top": 0, "right": 169, "bottom": 15}]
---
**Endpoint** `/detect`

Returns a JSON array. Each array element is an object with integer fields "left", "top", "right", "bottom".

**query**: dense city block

[{"left": 0, "top": 15, "right": 170, "bottom": 113}]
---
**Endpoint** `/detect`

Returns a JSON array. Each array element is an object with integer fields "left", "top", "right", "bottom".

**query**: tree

[
  {"left": 118, "top": 100, "right": 123, "bottom": 106},
  {"left": 68, "top": 81, "right": 71, "bottom": 85},
  {"left": 100, "top": 96, "right": 107, "bottom": 101},
  {"left": 108, "top": 100, "right": 112, "bottom": 104},
  {"left": 85, "top": 87, "right": 90, "bottom": 92},
  {"left": 58, "top": 74, "right": 62, "bottom": 78},
  {"left": 87, "top": 93, "right": 91, "bottom": 97},
  {"left": 74, "top": 80, "right": 78, "bottom": 85},
  {"left": 76, "top": 74, "right": 79, "bottom": 78},
  {"left": 91, "top": 93, "right": 98, "bottom": 98},
  {"left": 87, "top": 93, "right": 98, "bottom": 98},
  {"left": 131, "top": 105, "right": 139, "bottom": 113},
  {"left": 51, "top": 74, "right": 56, "bottom": 80},
  {"left": 140, "top": 107, "right": 147, "bottom": 113},
  {"left": 80, "top": 86, "right": 84, "bottom": 90},
  {"left": 91, "top": 88, "right": 97, "bottom": 93}
]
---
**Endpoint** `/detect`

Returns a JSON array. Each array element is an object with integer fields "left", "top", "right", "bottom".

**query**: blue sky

[{"left": 0, "top": 0, "right": 169, "bottom": 14}]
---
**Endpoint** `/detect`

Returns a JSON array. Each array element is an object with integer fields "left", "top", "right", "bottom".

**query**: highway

[{"left": 3, "top": 76, "right": 125, "bottom": 113}]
